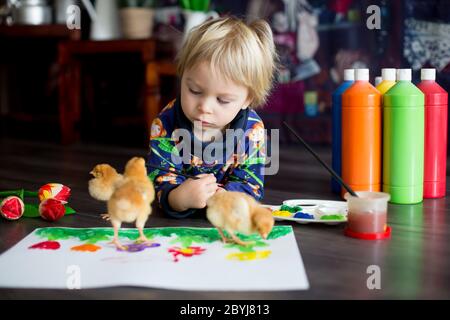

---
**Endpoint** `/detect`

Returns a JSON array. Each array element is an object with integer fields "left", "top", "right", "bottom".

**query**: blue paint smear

[{"left": 294, "top": 211, "right": 314, "bottom": 219}]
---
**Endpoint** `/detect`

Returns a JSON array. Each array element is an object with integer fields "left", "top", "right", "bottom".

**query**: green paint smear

[
  {"left": 170, "top": 234, "right": 218, "bottom": 247},
  {"left": 320, "top": 214, "right": 345, "bottom": 221},
  {"left": 280, "top": 204, "right": 303, "bottom": 213},
  {"left": 224, "top": 240, "right": 269, "bottom": 252},
  {"left": 35, "top": 226, "right": 293, "bottom": 248},
  {"left": 37, "top": 228, "right": 114, "bottom": 243}
]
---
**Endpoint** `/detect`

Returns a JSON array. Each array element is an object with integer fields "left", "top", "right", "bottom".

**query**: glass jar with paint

[{"left": 344, "top": 191, "right": 391, "bottom": 240}]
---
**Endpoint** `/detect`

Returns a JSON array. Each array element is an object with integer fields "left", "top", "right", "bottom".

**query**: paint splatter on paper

[
  {"left": 168, "top": 246, "right": 206, "bottom": 262},
  {"left": 71, "top": 244, "right": 101, "bottom": 252},
  {"left": 29, "top": 241, "right": 60, "bottom": 250},
  {"left": 117, "top": 242, "right": 160, "bottom": 253},
  {"left": 226, "top": 250, "right": 272, "bottom": 261}
]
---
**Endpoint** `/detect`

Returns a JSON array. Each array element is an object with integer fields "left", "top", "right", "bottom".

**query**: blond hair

[{"left": 176, "top": 16, "right": 277, "bottom": 108}]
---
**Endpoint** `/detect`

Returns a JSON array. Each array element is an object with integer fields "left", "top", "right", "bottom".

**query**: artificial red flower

[
  {"left": 38, "top": 183, "right": 71, "bottom": 202},
  {"left": 39, "top": 198, "right": 66, "bottom": 222},
  {"left": 0, "top": 196, "right": 24, "bottom": 220}
]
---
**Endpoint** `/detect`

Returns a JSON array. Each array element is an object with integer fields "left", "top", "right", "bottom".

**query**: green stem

[
  {"left": 0, "top": 190, "right": 22, "bottom": 198},
  {"left": 0, "top": 190, "right": 38, "bottom": 200},
  {"left": 0, "top": 191, "right": 15, "bottom": 197},
  {"left": 24, "top": 191, "right": 38, "bottom": 197}
]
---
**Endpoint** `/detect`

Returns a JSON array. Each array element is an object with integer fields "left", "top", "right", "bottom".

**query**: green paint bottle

[{"left": 383, "top": 69, "right": 425, "bottom": 204}]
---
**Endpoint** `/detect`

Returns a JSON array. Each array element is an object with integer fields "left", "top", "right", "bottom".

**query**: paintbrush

[
  {"left": 147, "top": 163, "right": 200, "bottom": 180},
  {"left": 282, "top": 121, "right": 359, "bottom": 197},
  {"left": 147, "top": 163, "right": 232, "bottom": 187},
  {"left": 147, "top": 163, "right": 249, "bottom": 187}
]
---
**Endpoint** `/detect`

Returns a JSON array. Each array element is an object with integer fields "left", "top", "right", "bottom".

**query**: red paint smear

[
  {"left": 29, "top": 241, "right": 61, "bottom": 250},
  {"left": 168, "top": 246, "right": 206, "bottom": 262}
]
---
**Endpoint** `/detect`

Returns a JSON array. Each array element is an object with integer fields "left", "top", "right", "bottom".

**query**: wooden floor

[{"left": 0, "top": 137, "right": 449, "bottom": 299}]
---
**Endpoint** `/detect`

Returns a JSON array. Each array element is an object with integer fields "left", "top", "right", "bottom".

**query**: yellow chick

[
  {"left": 89, "top": 164, "right": 123, "bottom": 201},
  {"left": 88, "top": 157, "right": 155, "bottom": 250},
  {"left": 206, "top": 191, "right": 274, "bottom": 246}
]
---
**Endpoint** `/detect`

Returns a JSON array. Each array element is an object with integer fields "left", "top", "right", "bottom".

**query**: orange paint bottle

[{"left": 341, "top": 69, "right": 382, "bottom": 197}]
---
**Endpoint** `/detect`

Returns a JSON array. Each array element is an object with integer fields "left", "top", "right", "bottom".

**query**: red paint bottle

[{"left": 417, "top": 69, "right": 448, "bottom": 198}]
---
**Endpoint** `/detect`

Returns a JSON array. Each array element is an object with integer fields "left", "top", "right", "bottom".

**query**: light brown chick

[
  {"left": 88, "top": 164, "right": 123, "bottom": 201},
  {"left": 206, "top": 191, "right": 274, "bottom": 246},
  {"left": 251, "top": 206, "right": 275, "bottom": 240},
  {"left": 107, "top": 157, "right": 155, "bottom": 250}
]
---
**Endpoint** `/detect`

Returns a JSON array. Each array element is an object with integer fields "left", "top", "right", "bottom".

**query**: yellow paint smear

[
  {"left": 226, "top": 250, "right": 272, "bottom": 261},
  {"left": 71, "top": 244, "right": 101, "bottom": 252},
  {"left": 272, "top": 210, "right": 292, "bottom": 217}
]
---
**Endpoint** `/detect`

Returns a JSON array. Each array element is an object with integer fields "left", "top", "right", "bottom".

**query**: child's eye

[
  {"left": 189, "top": 88, "right": 202, "bottom": 95},
  {"left": 217, "top": 98, "right": 230, "bottom": 104}
]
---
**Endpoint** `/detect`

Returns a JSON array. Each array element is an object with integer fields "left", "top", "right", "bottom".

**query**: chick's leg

[
  {"left": 101, "top": 213, "right": 110, "bottom": 221},
  {"left": 135, "top": 215, "right": 150, "bottom": 244},
  {"left": 217, "top": 228, "right": 232, "bottom": 244},
  {"left": 229, "top": 232, "right": 253, "bottom": 246},
  {"left": 110, "top": 219, "right": 126, "bottom": 251}
]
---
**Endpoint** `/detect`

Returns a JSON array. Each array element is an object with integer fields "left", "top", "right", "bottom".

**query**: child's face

[{"left": 181, "top": 61, "right": 251, "bottom": 132}]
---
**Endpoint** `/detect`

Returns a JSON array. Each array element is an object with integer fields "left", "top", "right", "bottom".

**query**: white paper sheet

[{"left": 0, "top": 226, "right": 309, "bottom": 291}]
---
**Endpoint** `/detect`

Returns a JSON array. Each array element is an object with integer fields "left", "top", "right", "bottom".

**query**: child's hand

[
  {"left": 168, "top": 174, "right": 218, "bottom": 211},
  {"left": 215, "top": 187, "right": 226, "bottom": 194}
]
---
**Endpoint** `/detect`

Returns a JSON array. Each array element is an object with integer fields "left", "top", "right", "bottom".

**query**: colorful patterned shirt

[{"left": 147, "top": 98, "right": 266, "bottom": 218}]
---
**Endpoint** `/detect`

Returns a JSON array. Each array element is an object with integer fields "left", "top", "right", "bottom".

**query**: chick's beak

[{"left": 261, "top": 233, "right": 268, "bottom": 240}]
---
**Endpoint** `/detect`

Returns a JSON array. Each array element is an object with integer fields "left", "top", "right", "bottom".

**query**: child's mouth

[{"left": 194, "top": 119, "right": 212, "bottom": 127}]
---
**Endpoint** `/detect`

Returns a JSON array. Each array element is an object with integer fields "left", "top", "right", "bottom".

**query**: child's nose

[{"left": 197, "top": 101, "right": 213, "bottom": 114}]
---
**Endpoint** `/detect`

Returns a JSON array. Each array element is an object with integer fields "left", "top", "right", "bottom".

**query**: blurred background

[{"left": 0, "top": 0, "right": 449, "bottom": 147}]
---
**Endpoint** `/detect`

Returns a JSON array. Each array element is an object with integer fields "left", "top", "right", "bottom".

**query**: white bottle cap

[
  {"left": 355, "top": 69, "right": 369, "bottom": 81},
  {"left": 421, "top": 68, "right": 436, "bottom": 81},
  {"left": 381, "top": 68, "right": 396, "bottom": 81},
  {"left": 343, "top": 69, "right": 355, "bottom": 81},
  {"left": 397, "top": 69, "right": 412, "bottom": 81},
  {"left": 375, "top": 76, "right": 382, "bottom": 86}
]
